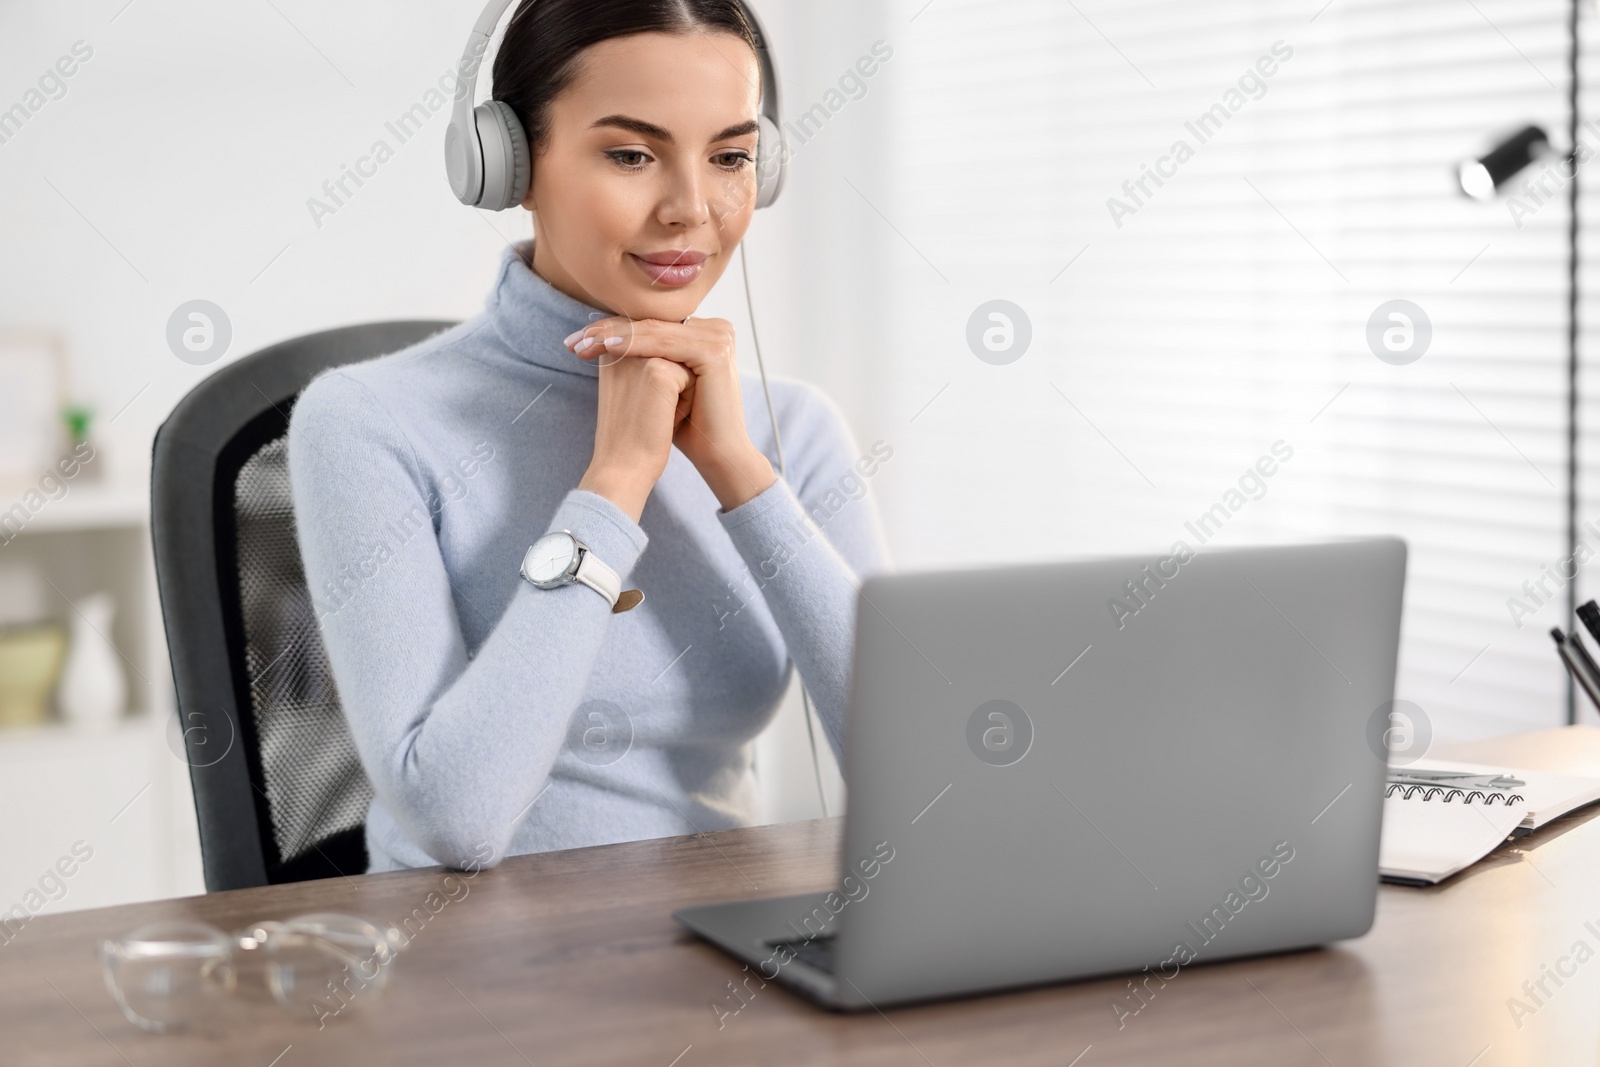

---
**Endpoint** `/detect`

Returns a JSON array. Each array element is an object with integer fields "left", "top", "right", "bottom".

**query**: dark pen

[
  {"left": 1578, "top": 599, "right": 1600, "bottom": 647},
  {"left": 1552, "top": 627, "right": 1600, "bottom": 711}
]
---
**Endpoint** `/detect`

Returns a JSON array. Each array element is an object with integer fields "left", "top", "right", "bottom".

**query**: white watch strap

[{"left": 573, "top": 549, "right": 622, "bottom": 607}]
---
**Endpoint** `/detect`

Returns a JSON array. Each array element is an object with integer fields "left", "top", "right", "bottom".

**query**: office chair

[{"left": 151, "top": 320, "right": 457, "bottom": 891}]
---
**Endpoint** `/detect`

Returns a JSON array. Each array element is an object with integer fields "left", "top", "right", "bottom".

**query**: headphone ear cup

[
  {"left": 755, "top": 114, "right": 789, "bottom": 210},
  {"left": 473, "top": 99, "right": 531, "bottom": 211}
]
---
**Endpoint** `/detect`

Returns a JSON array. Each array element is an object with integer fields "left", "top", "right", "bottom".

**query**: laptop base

[{"left": 674, "top": 893, "right": 854, "bottom": 1009}]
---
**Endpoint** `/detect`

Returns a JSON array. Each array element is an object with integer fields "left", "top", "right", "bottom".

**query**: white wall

[{"left": 866, "top": 0, "right": 1588, "bottom": 745}]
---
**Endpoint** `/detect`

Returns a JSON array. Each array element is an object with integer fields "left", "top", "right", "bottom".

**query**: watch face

[{"left": 524, "top": 533, "right": 577, "bottom": 584}]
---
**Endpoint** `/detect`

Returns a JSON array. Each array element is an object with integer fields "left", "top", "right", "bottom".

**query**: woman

[{"left": 288, "top": 0, "right": 889, "bottom": 873}]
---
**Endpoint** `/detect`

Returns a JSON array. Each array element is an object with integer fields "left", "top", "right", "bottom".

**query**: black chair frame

[{"left": 151, "top": 321, "right": 456, "bottom": 891}]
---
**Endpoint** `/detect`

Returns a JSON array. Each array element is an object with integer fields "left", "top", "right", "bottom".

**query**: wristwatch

[{"left": 520, "top": 530, "right": 643, "bottom": 613}]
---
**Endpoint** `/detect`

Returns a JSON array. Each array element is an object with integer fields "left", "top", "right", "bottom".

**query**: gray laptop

[{"left": 675, "top": 537, "right": 1406, "bottom": 1010}]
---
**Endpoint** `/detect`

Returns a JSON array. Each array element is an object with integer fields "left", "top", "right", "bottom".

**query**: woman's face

[{"left": 525, "top": 31, "right": 762, "bottom": 323}]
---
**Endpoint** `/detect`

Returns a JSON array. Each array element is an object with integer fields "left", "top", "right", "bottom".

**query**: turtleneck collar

[{"left": 486, "top": 239, "right": 607, "bottom": 380}]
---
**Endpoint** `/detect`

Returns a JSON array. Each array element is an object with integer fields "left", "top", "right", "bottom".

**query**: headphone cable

[{"left": 740, "top": 242, "right": 831, "bottom": 820}]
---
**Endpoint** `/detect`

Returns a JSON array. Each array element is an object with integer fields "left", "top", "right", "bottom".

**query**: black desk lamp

[{"left": 1457, "top": 125, "right": 1553, "bottom": 200}]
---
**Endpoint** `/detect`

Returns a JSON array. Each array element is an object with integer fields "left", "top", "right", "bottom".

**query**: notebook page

[{"left": 1379, "top": 795, "right": 1524, "bottom": 884}]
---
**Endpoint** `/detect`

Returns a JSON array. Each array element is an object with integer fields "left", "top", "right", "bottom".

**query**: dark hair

[{"left": 492, "top": 0, "right": 758, "bottom": 156}]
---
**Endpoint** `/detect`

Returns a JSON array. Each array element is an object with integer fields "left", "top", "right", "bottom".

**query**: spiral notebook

[{"left": 1380, "top": 759, "right": 1600, "bottom": 885}]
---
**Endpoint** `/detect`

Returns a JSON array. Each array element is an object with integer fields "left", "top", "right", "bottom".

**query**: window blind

[{"left": 872, "top": 0, "right": 1574, "bottom": 739}]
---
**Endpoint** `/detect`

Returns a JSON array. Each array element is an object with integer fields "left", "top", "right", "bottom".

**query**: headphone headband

[{"left": 444, "top": 0, "right": 788, "bottom": 211}]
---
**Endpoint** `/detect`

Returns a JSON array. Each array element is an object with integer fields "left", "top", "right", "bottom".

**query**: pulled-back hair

[{"left": 492, "top": 0, "right": 758, "bottom": 156}]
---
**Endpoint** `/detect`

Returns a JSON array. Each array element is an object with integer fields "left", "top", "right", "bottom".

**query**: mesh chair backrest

[{"left": 233, "top": 436, "right": 373, "bottom": 869}]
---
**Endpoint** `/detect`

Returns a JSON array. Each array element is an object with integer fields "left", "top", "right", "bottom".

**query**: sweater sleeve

[
  {"left": 717, "top": 380, "right": 893, "bottom": 764},
  {"left": 287, "top": 370, "right": 647, "bottom": 869}
]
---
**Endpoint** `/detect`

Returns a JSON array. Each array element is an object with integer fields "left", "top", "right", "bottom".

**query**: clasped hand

[{"left": 564, "top": 316, "right": 776, "bottom": 522}]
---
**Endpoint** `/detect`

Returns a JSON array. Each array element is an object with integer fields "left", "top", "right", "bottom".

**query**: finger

[
  {"left": 572, "top": 318, "right": 637, "bottom": 369},
  {"left": 659, "top": 356, "right": 695, "bottom": 394},
  {"left": 638, "top": 356, "right": 693, "bottom": 402},
  {"left": 572, "top": 315, "right": 729, "bottom": 342},
  {"left": 563, "top": 315, "right": 629, "bottom": 350},
  {"left": 591, "top": 320, "right": 731, "bottom": 370},
  {"left": 675, "top": 378, "right": 697, "bottom": 425}
]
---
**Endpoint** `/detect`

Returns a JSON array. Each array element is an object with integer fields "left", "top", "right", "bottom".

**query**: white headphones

[{"left": 444, "top": 0, "right": 790, "bottom": 212}]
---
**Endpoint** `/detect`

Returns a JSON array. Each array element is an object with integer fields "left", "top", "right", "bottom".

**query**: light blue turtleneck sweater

[{"left": 287, "top": 242, "right": 890, "bottom": 872}]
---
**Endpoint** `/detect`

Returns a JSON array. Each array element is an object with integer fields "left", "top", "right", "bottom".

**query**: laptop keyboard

[{"left": 766, "top": 933, "right": 836, "bottom": 974}]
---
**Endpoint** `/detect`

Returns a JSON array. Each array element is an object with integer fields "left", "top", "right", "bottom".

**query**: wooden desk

[{"left": 7, "top": 728, "right": 1600, "bottom": 1066}]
